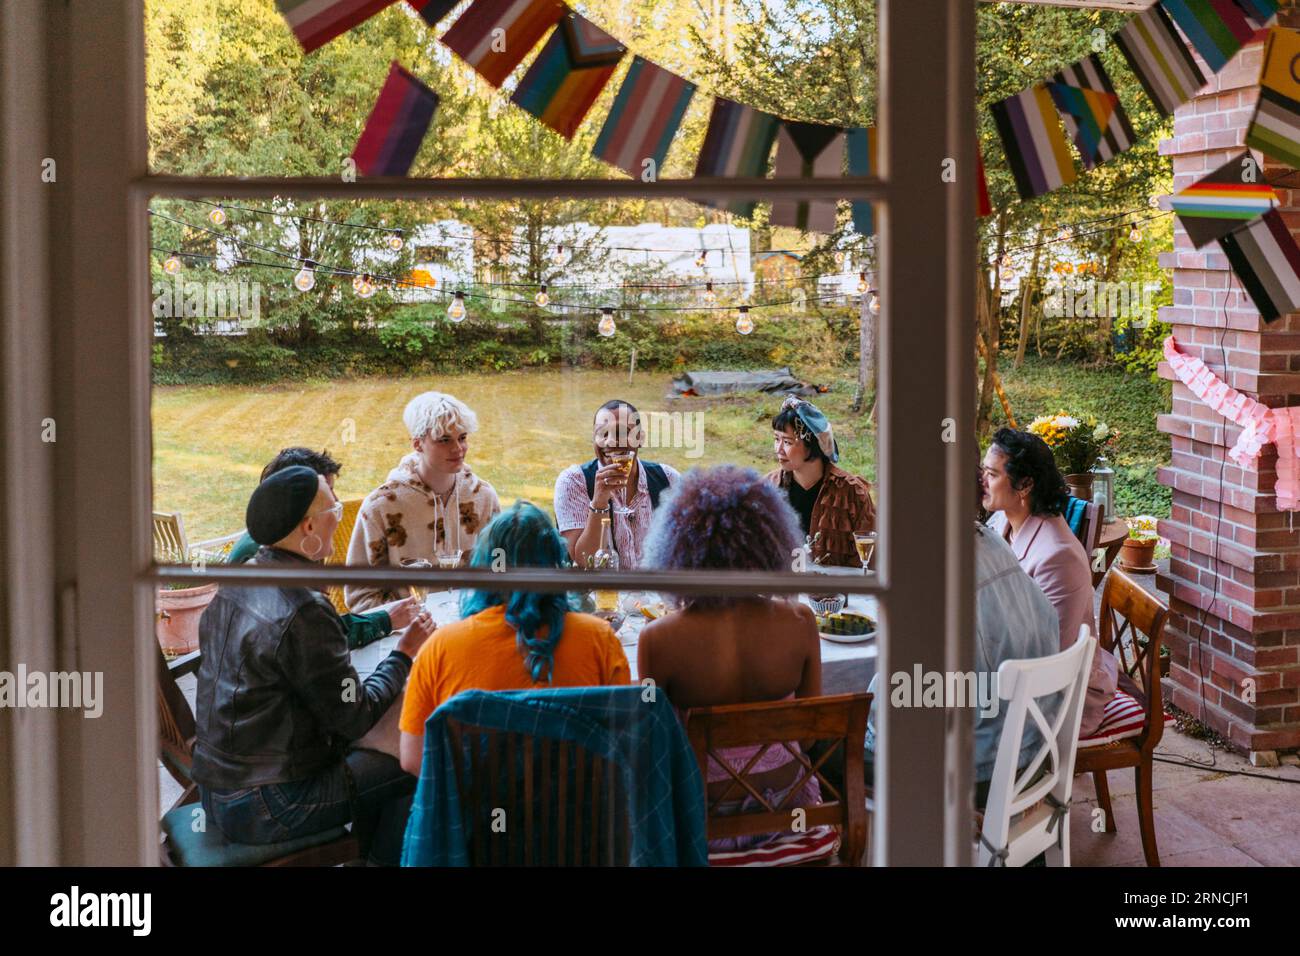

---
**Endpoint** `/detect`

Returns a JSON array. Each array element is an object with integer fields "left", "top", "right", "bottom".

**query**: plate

[{"left": 816, "top": 610, "right": 877, "bottom": 644}]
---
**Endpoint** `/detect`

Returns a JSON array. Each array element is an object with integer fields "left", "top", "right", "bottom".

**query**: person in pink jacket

[{"left": 981, "top": 428, "right": 1118, "bottom": 738}]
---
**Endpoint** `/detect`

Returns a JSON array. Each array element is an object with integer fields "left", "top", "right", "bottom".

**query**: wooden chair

[
  {"left": 978, "top": 628, "right": 1095, "bottom": 867},
  {"left": 325, "top": 498, "right": 363, "bottom": 615},
  {"left": 156, "top": 647, "right": 360, "bottom": 866},
  {"left": 152, "top": 511, "right": 188, "bottom": 563},
  {"left": 684, "top": 693, "right": 869, "bottom": 866},
  {"left": 1075, "top": 569, "right": 1168, "bottom": 867},
  {"left": 443, "top": 717, "right": 631, "bottom": 865}
]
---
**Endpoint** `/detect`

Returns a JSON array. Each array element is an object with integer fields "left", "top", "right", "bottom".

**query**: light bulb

[
  {"left": 598, "top": 308, "right": 616, "bottom": 337},
  {"left": 1128, "top": 224, "right": 1142, "bottom": 242},
  {"left": 163, "top": 252, "right": 183, "bottom": 275},
  {"left": 703, "top": 281, "right": 716, "bottom": 304},
  {"left": 834, "top": 250, "right": 846, "bottom": 265},
  {"left": 735, "top": 307, "right": 754, "bottom": 335},
  {"left": 352, "top": 274, "right": 376, "bottom": 298},
  {"left": 552, "top": 245, "right": 566, "bottom": 266},
  {"left": 387, "top": 232, "right": 404, "bottom": 252},
  {"left": 535, "top": 284, "right": 549, "bottom": 307},
  {"left": 999, "top": 256, "right": 1012, "bottom": 271},
  {"left": 447, "top": 292, "right": 467, "bottom": 322},
  {"left": 695, "top": 251, "right": 707, "bottom": 268},
  {"left": 856, "top": 272, "right": 868, "bottom": 294},
  {"left": 293, "top": 263, "right": 316, "bottom": 292},
  {"left": 869, "top": 293, "right": 881, "bottom": 315},
  {"left": 208, "top": 205, "right": 227, "bottom": 227}
]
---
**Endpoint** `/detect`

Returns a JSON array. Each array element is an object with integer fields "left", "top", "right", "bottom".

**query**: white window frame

[{"left": 2, "top": 0, "right": 975, "bottom": 865}]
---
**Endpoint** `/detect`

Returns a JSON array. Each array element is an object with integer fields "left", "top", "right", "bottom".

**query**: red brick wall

[{"left": 1156, "top": 15, "right": 1300, "bottom": 755}]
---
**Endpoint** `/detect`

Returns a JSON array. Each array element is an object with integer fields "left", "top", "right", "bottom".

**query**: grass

[{"left": 153, "top": 356, "right": 1166, "bottom": 542}]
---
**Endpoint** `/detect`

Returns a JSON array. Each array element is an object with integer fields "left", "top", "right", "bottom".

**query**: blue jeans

[{"left": 201, "top": 748, "right": 415, "bottom": 866}]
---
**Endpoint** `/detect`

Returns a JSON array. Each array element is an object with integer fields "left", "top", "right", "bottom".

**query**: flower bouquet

[{"left": 1026, "top": 411, "right": 1117, "bottom": 499}]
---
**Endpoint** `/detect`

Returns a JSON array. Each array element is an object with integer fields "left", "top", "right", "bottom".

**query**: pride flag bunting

[
  {"left": 349, "top": 61, "right": 440, "bottom": 176},
  {"left": 592, "top": 56, "right": 695, "bottom": 179},
  {"left": 407, "top": 0, "right": 456, "bottom": 27},
  {"left": 1236, "top": 0, "right": 1280, "bottom": 30},
  {"left": 990, "top": 84, "right": 1076, "bottom": 200},
  {"left": 511, "top": 11, "right": 625, "bottom": 140},
  {"left": 441, "top": 0, "right": 567, "bottom": 88},
  {"left": 276, "top": 0, "right": 402, "bottom": 53},
  {"left": 1048, "top": 53, "right": 1136, "bottom": 170},
  {"left": 846, "top": 126, "right": 876, "bottom": 237},
  {"left": 770, "top": 122, "right": 845, "bottom": 233},
  {"left": 1171, "top": 152, "right": 1278, "bottom": 248},
  {"left": 1218, "top": 209, "right": 1300, "bottom": 322},
  {"left": 694, "top": 98, "right": 781, "bottom": 218},
  {"left": 1246, "top": 26, "right": 1300, "bottom": 170},
  {"left": 1161, "top": 0, "right": 1256, "bottom": 74},
  {"left": 1114, "top": 3, "right": 1207, "bottom": 116}
]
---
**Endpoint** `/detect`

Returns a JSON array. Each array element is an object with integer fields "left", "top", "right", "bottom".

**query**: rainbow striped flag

[
  {"left": 349, "top": 62, "right": 440, "bottom": 176},
  {"left": 1113, "top": 3, "right": 1206, "bottom": 116},
  {"left": 1246, "top": 26, "right": 1300, "bottom": 169},
  {"left": 1172, "top": 152, "right": 1278, "bottom": 248},
  {"left": 1161, "top": 0, "right": 1256, "bottom": 74},
  {"left": 770, "top": 122, "right": 844, "bottom": 233},
  {"left": 1048, "top": 53, "right": 1136, "bottom": 170},
  {"left": 441, "top": 0, "right": 566, "bottom": 88},
  {"left": 510, "top": 11, "right": 625, "bottom": 140},
  {"left": 1219, "top": 209, "right": 1300, "bottom": 323},
  {"left": 1236, "top": 0, "right": 1279, "bottom": 30},
  {"left": 276, "top": 0, "right": 402, "bottom": 53},
  {"left": 846, "top": 126, "right": 876, "bottom": 237},
  {"left": 989, "top": 83, "right": 1076, "bottom": 201},
  {"left": 693, "top": 98, "right": 780, "bottom": 218},
  {"left": 407, "top": 0, "right": 456, "bottom": 27},
  {"left": 592, "top": 56, "right": 695, "bottom": 179}
]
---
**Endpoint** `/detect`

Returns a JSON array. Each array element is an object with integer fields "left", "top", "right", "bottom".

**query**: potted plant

[
  {"left": 155, "top": 546, "right": 220, "bottom": 659},
  {"left": 1026, "top": 411, "right": 1116, "bottom": 500},
  {"left": 1119, "top": 515, "right": 1160, "bottom": 573}
]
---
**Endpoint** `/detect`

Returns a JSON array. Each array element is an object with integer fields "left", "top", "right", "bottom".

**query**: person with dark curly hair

[
  {"left": 638, "top": 465, "right": 823, "bottom": 850},
  {"left": 980, "top": 428, "right": 1117, "bottom": 737},
  {"left": 765, "top": 396, "right": 875, "bottom": 567}
]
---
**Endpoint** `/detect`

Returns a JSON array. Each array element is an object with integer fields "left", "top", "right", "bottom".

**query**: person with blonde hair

[{"left": 345, "top": 391, "right": 501, "bottom": 612}]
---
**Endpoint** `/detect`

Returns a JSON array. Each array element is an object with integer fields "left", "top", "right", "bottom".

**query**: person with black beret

[{"left": 192, "top": 466, "right": 436, "bottom": 865}]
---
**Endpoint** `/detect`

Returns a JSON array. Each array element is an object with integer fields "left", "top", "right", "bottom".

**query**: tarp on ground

[{"left": 671, "top": 368, "right": 822, "bottom": 397}]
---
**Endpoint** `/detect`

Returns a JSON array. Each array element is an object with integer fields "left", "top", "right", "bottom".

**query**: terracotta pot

[
  {"left": 1119, "top": 537, "right": 1157, "bottom": 572},
  {"left": 156, "top": 583, "right": 218, "bottom": 659},
  {"left": 1064, "top": 473, "right": 1094, "bottom": 501}
]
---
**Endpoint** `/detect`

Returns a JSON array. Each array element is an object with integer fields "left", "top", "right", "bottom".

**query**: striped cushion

[
  {"left": 708, "top": 825, "right": 840, "bottom": 867},
  {"left": 1078, "top": 690, "right": 1171, "bottom": 747}
]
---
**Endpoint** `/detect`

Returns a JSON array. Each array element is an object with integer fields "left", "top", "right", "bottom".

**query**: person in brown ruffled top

[{"left": 764, "top": 395, "right": 875, "bottom": 568}]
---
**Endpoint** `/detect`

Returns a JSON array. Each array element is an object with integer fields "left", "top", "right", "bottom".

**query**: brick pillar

[{"left": 1157, "top": 17, "right": 1300, "bottom": 760}]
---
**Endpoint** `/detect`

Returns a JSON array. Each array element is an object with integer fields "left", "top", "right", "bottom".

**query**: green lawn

[{"left": 152, "top": 358, "right": 1168, "bottom": 543}]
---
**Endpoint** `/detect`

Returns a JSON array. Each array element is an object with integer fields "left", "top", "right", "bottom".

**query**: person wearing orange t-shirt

[{"left": 399, "top": 501, "right": 631, "bottom": 776}]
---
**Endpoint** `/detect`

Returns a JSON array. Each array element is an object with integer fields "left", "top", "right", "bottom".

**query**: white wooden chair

[
  {"left": 152, "top": 510, "right": 240, "bottom": 565},
  {"left": 977, "top": 626, "right": 1096, "bottom": 867}
]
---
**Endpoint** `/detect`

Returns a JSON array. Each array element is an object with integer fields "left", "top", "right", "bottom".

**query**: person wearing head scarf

[
  {"left": 765, "top": 395, "right": 876, "bottom": 568},
  {"left": 191, "top": 466, "right": 437, "bottom": 866}
]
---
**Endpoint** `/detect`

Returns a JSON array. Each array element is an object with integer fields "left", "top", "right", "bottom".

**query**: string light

[
  {"left": 834, "top": 250, "right": 846, "bottom": 265},
  {"left": 735, "top": 305, "right": 754, "bottom": 335},
  {"left": 387, "top": 231, "right": 404, "bottom": 252},
  {"left": 1128, "top": 222, "right": 1142, "bottom": 242},
  {"left": 695, "top": 250, "right": 708, "bottom": 268},
  {"left": 293, "top": 260, "right": 316, "bottom": 292},
  {"left": 352, "top": 273, "right": 376, "bottom": 298},
  {"left": 856, "top": 271, "right": 868, "bottom": 294},
  {"left": 163, "top": 252, "right": 183, "bottom": 275},
  {"left": 535, "top": 283, "right": 549, "bottom": 307},
  {"left": 447, "top": 291, "right": 467, "bottom": 322},
  {"left": 207, "top": 205, "right": 227, "bottom": 227},
  {"left": 702, "top": 281, "right": 716, "bottom": 304},
  {"left": 869, "top": 291, "right": 881, "bottom": 315},
  {"left": 552, "top": 244, "right": 566, "bottom": 266},
  {"left": 598, "top": 307, "right": 616, "bottom": 337}
]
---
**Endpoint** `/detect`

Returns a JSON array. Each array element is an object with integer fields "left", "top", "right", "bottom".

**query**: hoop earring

[{"left": 302, "top": 533, "right": 324, "bottom": 560}]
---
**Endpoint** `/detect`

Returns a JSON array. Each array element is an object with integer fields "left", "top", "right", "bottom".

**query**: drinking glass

[
  {"left": 853, "top": 532, "right": 877, "bottom": 572},
  {"left": 400, "top": 557, "right": 432, "bottom": 602},
  {"left": 607, "top": 450, "right": 636, "bottom": 516}
]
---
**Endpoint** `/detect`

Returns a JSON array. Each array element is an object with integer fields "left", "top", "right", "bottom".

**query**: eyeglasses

[{"left": 307, "top": 501, "right": 344, "bottom": 521}]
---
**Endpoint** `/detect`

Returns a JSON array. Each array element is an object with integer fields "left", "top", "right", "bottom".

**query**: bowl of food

[
  {"left": 815, "top": 610, "right": 876, "bottom": 644},
  {"left": 808, "top": 593, "right": 846, "bottom": 616}
]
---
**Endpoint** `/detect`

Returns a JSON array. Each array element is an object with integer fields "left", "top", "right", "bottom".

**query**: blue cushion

[
  {"left": 1064, "top": 496, "right": 1088, "bottom": 536},
  {"left": 161, "top": 805, "right": 351, "bottom": 867}
]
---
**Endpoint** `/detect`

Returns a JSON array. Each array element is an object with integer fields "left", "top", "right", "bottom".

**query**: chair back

[
  {"left": 156, "top": 647, "right": 198, "bottom": 810},
  {"left": 684, "top": 693, "right": 869, "bottom": 865},
  {"left": 325, "top": 498, "right": 363, "bottom": 615},
  {"left": 153, "top": 511, "right": 189, "bottom": 563},
  {"left": 979, "top": 628, "right": 1096, "bottom": 867},
  {"left": 443, "top": 718, "right": 631, "bottom": 866},
  {"left": 1099, "top": 569, "right": 1168, "bottom": 752}
]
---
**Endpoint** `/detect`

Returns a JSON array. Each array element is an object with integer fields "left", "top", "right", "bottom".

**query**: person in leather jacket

[{"left": 193, "top": 465, "right": 435, "bottom": 865}]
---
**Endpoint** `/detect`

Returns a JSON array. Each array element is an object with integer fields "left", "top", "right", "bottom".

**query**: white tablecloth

[{"left": 352, "top": 589, "right": 877, "bottom": 696}]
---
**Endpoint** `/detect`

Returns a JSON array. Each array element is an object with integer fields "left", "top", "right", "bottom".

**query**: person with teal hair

[{"left": 397, "top": 501, "right": 631, "bottom": 777}]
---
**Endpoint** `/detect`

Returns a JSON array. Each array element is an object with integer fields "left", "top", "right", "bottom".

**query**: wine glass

[
  {"left": 607, "top": 450, "right": 636, "bottom": 516},
  {"left": 400, "top": 557, "right": 432, "bottom": 603},
  {"left": 853, "top": 532, "right": 877, "bottom": 572}
]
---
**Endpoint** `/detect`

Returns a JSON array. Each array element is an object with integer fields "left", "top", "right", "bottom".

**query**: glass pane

[{"left": 144, "top": 0, "right": 876, "bottom": 183}]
